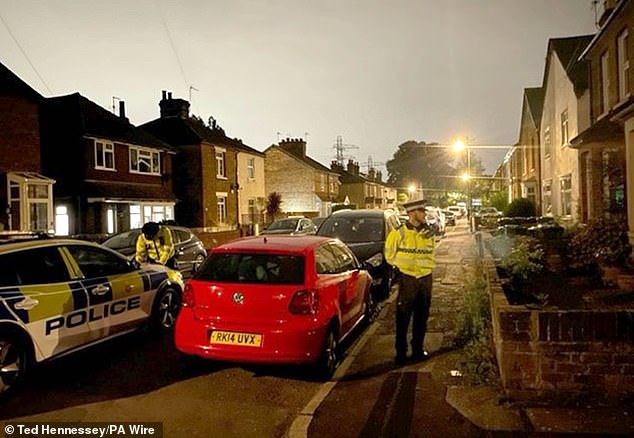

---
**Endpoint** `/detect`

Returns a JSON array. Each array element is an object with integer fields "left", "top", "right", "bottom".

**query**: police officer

[
  {"left": 385, "top": 195, "right": 437, "bottom": 365},
  {"left": 135, "top": 221, "right": 176, "bottom": 268}
]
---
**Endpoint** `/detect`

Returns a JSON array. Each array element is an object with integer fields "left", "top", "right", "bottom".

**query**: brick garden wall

[{"left": 485, "top": 258, "right": 634, "bottom": 400}]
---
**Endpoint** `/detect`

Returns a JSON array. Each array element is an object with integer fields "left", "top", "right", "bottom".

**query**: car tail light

[
  {"left": 288, "top": 289, "right": 319, "bottom": 315},
  {"left": 182, "top": 283, "right": 195, "bottom": 308}
]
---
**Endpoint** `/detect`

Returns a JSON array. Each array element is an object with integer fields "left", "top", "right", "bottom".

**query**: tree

[
  {"left": 385, "top": 140, "right": 486, "bottom": 203},
  {"left": 266, "top": 192, "right": 282, "bottom": 222}
]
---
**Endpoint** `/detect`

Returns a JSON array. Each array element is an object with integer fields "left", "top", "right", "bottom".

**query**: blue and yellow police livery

[{"left": 0, "top": 238, "right": 184, "bottom": 397}]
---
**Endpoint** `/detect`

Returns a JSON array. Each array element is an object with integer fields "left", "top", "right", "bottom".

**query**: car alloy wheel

[
  {"left": 0, "top": 336, "right": 28, "bottom": 397},
  {"left": 315, "top": 327, "right": 338, "bottom": 381},
  {"left": 152, "top": 288, "right": 181, "bottom": 332},
  {"left": 193, "top": 254, "right": 206, "bottom": 272}
]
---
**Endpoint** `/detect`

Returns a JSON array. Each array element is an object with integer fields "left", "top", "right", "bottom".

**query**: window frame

[
  {"left": 600, "top": 50, "right": 610, "bottom": 115},
  {"left": 617, "top": 28, "right": 630, "bottom": 102},
  {"left": 247, "top": 157, "right": 255, "bottom": 179},
  {"left": 559, "top": 174, "right": 572, "bottom": 217},
  {"left": 216, "top": 148, "right": 227, "bottom": 179},
  {"left": 560, "top": 109, "right": 569, "bottom": 147},
  {"left": 94, "top": 141, "right": 115, "bottom": 171},
  {"left": 217, "top": 194, "right": 227, "bottom": 224},
  {"left": 129, "top": 146, "right": 161, "bottom": 175}
]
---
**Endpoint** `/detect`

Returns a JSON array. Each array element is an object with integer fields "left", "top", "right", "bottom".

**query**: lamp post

[{"left": 454, "top": 140, "right": 473, "bottom": 232}]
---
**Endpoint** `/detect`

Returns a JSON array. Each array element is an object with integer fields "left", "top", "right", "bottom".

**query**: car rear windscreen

[
  {"left": 318, "top": 217, "right": 384, "bottom": 243},
  {"left": 195, "top": 253, "right": 305, "bottom": 285}
]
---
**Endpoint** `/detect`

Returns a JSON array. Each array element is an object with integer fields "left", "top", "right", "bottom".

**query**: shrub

[
  {"left": 504, "top": 198, "right": 537, "bottom": 218},
  {"left": 568, "top": 215, "right": 631, "bottom": 270},
  {"left": 454, "top": 265, "right": 499, "bottom": 385},
  {"left": 500, "top": 236, "right": 544, "bottom": 282}
]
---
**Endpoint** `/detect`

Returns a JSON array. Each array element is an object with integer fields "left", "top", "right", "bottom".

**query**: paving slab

[
  {"left": 526, "top": 407, "right": 634, "bottom": 435},
  {"left": 445, "top": 385, "right": 524, "bottom": 432}
]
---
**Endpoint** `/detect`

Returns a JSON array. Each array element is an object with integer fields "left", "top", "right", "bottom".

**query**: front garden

[{"left": 480, "top": 203, "right": 634, "bottom": 400}]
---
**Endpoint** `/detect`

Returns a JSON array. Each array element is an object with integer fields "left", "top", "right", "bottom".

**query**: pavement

[{"left": 301, "top": 220, "right": 634, "bottom": 437}]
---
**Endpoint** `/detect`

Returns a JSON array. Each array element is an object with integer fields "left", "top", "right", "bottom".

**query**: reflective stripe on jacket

[
  {"left": 384, "top": 223, "right": 435, "bottom": 278},
  {"left": 135, "top": 226, "right": 175, "bottom": 265}
]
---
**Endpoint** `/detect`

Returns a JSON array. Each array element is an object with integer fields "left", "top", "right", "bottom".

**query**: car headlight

[{"left": 365, "top": 252, "right": 384, "bottom": 268}]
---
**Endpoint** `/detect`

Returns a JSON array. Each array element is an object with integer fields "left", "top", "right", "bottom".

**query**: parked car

[
  {"left": 317, "top": 209, "right": 400, "bottom": 303},
  {"left": 175, "top": 235, "right": 373, "bottom": 379},
  {"left": 260, "top": 217, "right": 317, "bottom": 235},
  {"left": 102, "top": 225, "right": 207, "bottom": 275},
  {"left": 447, "top": 205, "right": 467, "bottom": 219},
  {"left": 426, "top": 206, "right": 446, "bottom": 235},
  {"left": 0, "top": 236, "right": 184, "bottom": 397},
  {"left": 441, "top": 209, "right": 457, "bottom": 226},
  {"left": 474, "top": 207, "right": 503, "bottom": 229}
]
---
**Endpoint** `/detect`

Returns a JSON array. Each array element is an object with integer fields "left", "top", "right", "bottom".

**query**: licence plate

[{"left": 210, "top": 330, "right": 262, "bottom": 347}]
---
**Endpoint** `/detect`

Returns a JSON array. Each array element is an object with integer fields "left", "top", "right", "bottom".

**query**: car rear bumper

[{"left": 174, "top": 308, "right": 328, "bottom": 365}]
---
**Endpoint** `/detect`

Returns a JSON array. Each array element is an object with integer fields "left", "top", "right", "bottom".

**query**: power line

[
  {"left": 155, "top": 0, "right": 188, "bottom": 91},
  {"left": 0, "top": 13, "right": 52, "bottom": 94}
]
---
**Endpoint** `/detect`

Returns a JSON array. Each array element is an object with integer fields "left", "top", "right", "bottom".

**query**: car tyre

[
  {"left": 150, "top": 287, "right": 182, "bottom": 333},
  {"left": 193, "top": 254, "right": 206, "bottom": 272},
  {"left": 0, "top": 333, "right": 29, "bottom": 398},
  {"left": 314, "top": 326, "right": 338, "bottom": 381}
]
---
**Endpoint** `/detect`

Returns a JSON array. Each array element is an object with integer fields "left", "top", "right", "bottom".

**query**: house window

[
  {"left": 216, "top": 149, "right": 226, "bottom": 178},
  {"left": 618, "top": 29, "right": 630, "bottom": 101},
  {"left": 217, "top": 195, "right": 227, "bottom": 223},
  {"left": 130, "top": 147, "right": 160, "bottom": 175},
  {"left": 600, "top": 51, "right": 610, "bottom": 114},
  {"left": 55, "top": 205, "right": 69, "bottom": 236},
  {"left": 543, "top": 180, "right": 552, "bottom": 216},
  {"left": 320, "top": 174, "right": 326, "bottom": 191},
  {"left": 130, "top": 205, "right": 142, "bottom": 229},
  {"left": 129, "top": 204, "right": 174, "bottom": 229},
  {"left": 95, "top": 141, "right": 115, "bottom": 170},
  {"left": 544, "top": 127, "right": 551, "bottom": 158},
  {"left": 560, "top": 174, "right": 572, "bottom": 216},
  {"left": 561, "top": 109, "right": 569, "bottom": 146},
  {"left": 247, "top": 158, "right": 255, "bottom": 179}
]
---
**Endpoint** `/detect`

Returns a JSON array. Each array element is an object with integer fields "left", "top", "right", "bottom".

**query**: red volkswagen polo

[{"left": 174, "top": 235, "right": 373, "bottom": 379}]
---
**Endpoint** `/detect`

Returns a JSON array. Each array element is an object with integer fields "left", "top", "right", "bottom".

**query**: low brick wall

[
  {"left": 195, "top": 229, "right": 241, "bottom": 250},
  {"left": 485, "top": 258, "right": 634, "bottom": 400}
]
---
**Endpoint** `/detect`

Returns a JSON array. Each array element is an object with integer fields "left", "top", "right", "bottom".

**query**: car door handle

[
  {"left": 125, "top": 284, "right": 135, "bottom": 293},
  {"left": 14, "top": 297, "right": 39, "bottom": 310},
  {"left": 91, "top": 284, "right": 110, "bottom": 296}
]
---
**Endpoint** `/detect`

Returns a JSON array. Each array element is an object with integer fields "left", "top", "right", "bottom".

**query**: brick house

[
  {"left": 264, "top": 138, "right": 340, "bottom": 218},
  {"left": 573, "top": 0, "right": 631, "bottom": 238},
  {"left": 331, "top": 160, "right": 396, "bottom": 210},
  {"left": 40, "top": 93, "right": 176, "bottom": 236},
  {"left": 539, "top": 35, "right": 593, "bottom": 223},
  {"left": 515, "top": 88, "right": 544, "bottom": 210},
  {"left": 142, "top": 91, "right": 263, "bottom": 231},
  {"left": 0, "top": 62, "right": 55, "bottom": 232}
]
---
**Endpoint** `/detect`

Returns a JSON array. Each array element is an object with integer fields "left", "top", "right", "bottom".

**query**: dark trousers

[{"left": 395, "top": 273, "right": 432, "bottom": 357}]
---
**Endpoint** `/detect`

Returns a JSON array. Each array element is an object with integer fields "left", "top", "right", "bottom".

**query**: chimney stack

[
  {"left": 279, "top": 137, "right": 307, "bottom": 157},
  {"left": 159, "top": 90, "right": 190, "bottom": 119},
  {"left": 119, "top": 101, "right": 126, "bottom": 119}
]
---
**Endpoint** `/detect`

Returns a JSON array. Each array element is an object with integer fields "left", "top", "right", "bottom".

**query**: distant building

[{"left": 264, "top": 138, "right": 340, "bottom": 217}]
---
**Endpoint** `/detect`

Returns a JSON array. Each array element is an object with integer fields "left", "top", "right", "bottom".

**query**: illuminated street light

[{"left": 453, "top": 139, "right": 473, "bottom": 232}]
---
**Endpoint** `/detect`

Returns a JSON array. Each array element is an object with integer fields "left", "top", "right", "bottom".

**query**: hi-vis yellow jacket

[
  {"left": 384, "top": 222, "right": 436, "bottom": 278},
  {"left": 136, "top": 226, "right": 175, "bottom": 265}
]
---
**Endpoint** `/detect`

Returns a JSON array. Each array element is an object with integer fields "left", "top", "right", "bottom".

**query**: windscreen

[
  {"left": 267, "top": 219, "right": 298, "bottom": 231},
  {"left": 196, "top": 253, "right": 305, "bottom": 285},
  {"left": 318, "top": 217, "right": 384, "bottom": 243}
]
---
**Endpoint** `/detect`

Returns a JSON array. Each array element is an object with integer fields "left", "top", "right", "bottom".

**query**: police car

[{"left": 0, "top": 236, "right": 184, "bottom": 397}]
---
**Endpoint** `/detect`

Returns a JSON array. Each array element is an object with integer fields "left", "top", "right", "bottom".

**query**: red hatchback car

[{"left": 174, "top": 235, "right": 373, "bottom": 379}]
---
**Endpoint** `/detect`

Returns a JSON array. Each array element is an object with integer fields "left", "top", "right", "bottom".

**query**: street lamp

[{"left": 454, "top": 140, "right": 473, "bottom": 232}]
